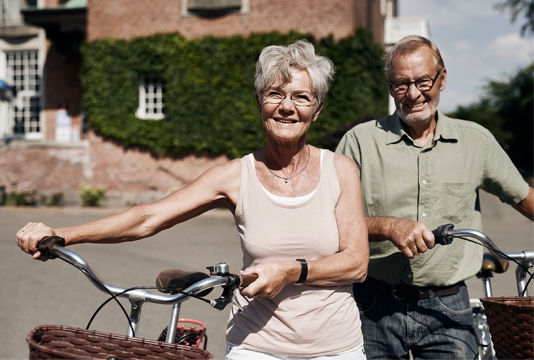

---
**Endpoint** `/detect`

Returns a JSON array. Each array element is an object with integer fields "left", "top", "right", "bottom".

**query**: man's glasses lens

[
  {"left": 390, "top": 71, "right": 441, "bottom": 95},
  {"left": 263, "top": 89, "right": 315, "bottom": 107}
]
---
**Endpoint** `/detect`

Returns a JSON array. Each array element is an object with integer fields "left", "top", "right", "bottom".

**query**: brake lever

[
  {"left": 432, "top": 223, "right": 455, "bottom": 245},
  {"left": 211, "top": 274, "right": 241, "bottom": 310}
]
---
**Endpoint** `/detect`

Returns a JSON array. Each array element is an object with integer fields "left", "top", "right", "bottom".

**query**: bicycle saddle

[
  {"left": 480, "top": 253, "right": 509, "bottom": 273},
  {"left": 156, "top": 269, "right": 213, "bottom": 297}
]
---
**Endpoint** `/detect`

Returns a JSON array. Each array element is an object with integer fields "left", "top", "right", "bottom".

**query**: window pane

[{"left": 5, "top": 49, "right": 42, "bottom": 135}]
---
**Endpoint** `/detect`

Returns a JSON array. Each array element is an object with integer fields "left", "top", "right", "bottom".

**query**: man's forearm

[
  {"left": 512, "top": 186, "right": 534, "bottom": 221},
  {"left": 366, "top": 216, "right": 395, "bottom": 242}
]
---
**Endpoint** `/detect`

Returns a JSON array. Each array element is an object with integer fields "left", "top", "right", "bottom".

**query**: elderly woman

[{"left": 16, "top": 40, "right": 369, "bottom": 359}]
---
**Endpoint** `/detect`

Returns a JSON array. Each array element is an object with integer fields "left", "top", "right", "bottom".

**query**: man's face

[{"left": 389, "top": 46, "right": 447, "bottom": 127}]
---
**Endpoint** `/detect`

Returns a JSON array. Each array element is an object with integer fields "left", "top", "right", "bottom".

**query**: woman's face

[{"left": 258, "top": 68, "right": 323, "bottom": 144}]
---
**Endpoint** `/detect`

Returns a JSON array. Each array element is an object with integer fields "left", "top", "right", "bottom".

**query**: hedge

[{"left": 80, "top": 29, "right": 388, "bottom": 158}]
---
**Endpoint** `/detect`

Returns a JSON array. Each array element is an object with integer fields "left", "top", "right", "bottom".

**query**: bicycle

[
  {"left": 432, "top": 224, "right": 534, "bottom": 360},
  {"left": 26, "top": 236, "right": 257, "bottom": 359}
]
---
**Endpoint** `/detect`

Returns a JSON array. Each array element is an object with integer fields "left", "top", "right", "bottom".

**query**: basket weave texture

[
  {"left": 480, "top": 296, "right": 534, "bottom": 360},
  {"left": 27, "top": 325, "right": 213, "bottom": 360}
]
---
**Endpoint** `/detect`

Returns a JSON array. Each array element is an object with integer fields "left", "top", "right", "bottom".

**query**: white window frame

[
  {"left": 136, "top": 76, "right": 165, "bottom": 120},
  {"left": 181, "top": 0, "right": 249, "bottom": 16},
  {"left": 0, "top": 48, "right": 43, "bottom": 140}
]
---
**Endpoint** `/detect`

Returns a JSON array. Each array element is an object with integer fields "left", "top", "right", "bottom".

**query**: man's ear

[
  {"left": 255, "top": 94, "right": 262, "bottom": 113},
  {"left": 387, "top": 80, "right": 395, "bottom": 97},
  {"left": 439, "top": 67, "right": 447, "bottom": 91},
  {"left": 312, "top": 101, "right": 324, "bottom": 122}
]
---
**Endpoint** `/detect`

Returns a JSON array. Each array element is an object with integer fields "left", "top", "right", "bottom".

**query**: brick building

[{"left": 0, "top": 0, "right": 397, "bottom": 206}]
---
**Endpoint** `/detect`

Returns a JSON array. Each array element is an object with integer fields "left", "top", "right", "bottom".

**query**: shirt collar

[
  {"left": 386, "top": 109, "right": 459, "bottom": 145},
  {"left": 433, "top": 109, "right": 459, "bottom": 142}
]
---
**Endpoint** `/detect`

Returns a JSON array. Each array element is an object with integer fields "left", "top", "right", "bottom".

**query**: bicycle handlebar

[
  {"left": 38, "top": 236, "right": 259, "bottom": 338},
  {"left": 37, "top": 236, "right": 256, "bottom": 307},
  {"left": 432, "top": 224, "right": 534, "bottom": 296},
  {"left": 432, "top": 224, "right": 534, "bottom": 263}
]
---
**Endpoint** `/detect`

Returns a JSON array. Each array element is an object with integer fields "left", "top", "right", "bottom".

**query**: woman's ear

[
  {"left": 312, "top": 101, "right": 324, "bottom": 122},
  {"left": 255, "top": 94, "right": 262, "bottom": 114}
]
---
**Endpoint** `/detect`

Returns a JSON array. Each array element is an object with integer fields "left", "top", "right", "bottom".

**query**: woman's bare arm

[{"left": 16, "top": 159, "right": 241, "bottom": 259}]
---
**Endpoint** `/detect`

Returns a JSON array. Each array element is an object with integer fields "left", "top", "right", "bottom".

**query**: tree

[
  {"left": 490, "top": 63, "right": 534, "bottom": 173},
  {"left": 495, "top": 0, "right": 534, "bottom": 36},
  {"left": 448, "top": 63, "right": 533, "bottom": 174}
]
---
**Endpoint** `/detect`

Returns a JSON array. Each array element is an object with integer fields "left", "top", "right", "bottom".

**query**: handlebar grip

[
  {"left": 239, "top": 273, "right": 258, "bottom": 288},
  {"left": 432, "top": 223, "right": 455, "bottom": 245},
  {"left": 37, "top": 236, "right": 66, "bottom": 259}
]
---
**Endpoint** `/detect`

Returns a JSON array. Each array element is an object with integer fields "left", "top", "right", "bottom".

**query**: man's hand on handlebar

[
  {"left": 15, "top": 222, "right": 58, "bottom": 261},
  {"left": 386, "top": 218, "right": 435, "bottom": 259}
]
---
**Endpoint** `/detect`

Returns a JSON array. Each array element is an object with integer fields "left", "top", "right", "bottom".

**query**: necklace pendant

[{"left": 285, "top": 179, "right": 288, "bottom": 183}]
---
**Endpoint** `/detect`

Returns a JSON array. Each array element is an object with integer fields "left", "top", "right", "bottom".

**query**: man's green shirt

[{"left": 336, "top": 109, "right": 529, "bottom": 286}]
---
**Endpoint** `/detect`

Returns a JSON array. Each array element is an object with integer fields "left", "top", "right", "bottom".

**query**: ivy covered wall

[{"left": 80, "top": 29, "right": 388, "bottom": 158}]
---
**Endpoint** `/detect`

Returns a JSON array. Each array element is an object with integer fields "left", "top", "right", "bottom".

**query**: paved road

[{"left": 1, "top": 191, "right": 532, "bottom": 359}]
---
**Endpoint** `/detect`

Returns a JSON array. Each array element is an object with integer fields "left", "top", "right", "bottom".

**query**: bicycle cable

[
  {"left": 86, "top": 285, "right": 213, "bottom": 337},
  {"left": 448, "top": 234, "right": 534, "bottom": 296},
  {"left": 54, "top": 255, "right": 138, "bottom": 336}
]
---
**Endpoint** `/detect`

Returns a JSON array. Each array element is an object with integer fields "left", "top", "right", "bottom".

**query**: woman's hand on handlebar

[
  {"left": 16, "top": 222, "right": 58, "bottom": 261},
  {"left": 239, "top": 260, "right": 300, "bottom": 299}
]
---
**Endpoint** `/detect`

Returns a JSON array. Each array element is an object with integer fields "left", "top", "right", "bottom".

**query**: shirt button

[
  {"left": 422, "top": 213, "right": 427, "bottom": 217},
  {"left": 407, "top": 274, "right": 413, "bottom": 279},
  {"left": 422, "top": 180, "right": 427, "bottom": 185}
]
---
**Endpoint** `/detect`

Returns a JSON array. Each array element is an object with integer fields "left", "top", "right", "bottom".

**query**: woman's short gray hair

[
  {"left": 384, "top": 35, "right": 445, "bottom": 79},
  {"left": 255, "top": 39, "right": 334, "bottom": 104}
]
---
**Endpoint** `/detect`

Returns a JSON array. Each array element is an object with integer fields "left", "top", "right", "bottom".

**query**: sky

[{"left": 398, "top": 0, "right": 534, "bottom": 112}]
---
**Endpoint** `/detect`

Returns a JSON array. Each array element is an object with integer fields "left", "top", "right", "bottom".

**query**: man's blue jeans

[{"left": 353, "top": 278, "right": 478, "bottom": 359}]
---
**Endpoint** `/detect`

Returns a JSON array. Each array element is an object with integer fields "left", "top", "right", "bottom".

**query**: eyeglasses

[
  {"left": 262, "top": 88, "right": 317, "bottom": 107},
  {"left": 389, "top": 71, "right": 441, "bottom": 95}
]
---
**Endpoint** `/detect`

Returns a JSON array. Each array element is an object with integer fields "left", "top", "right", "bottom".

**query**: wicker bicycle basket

[
  {"left": 27, "top": 325, "right": 213, "bottom": 360},
  {"left": 480, "top": 296, "right": 534, "bottom": 360}
]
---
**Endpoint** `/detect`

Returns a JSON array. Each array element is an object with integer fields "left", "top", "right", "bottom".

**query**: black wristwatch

[{"left": 295, "top": 259, "right": 308, "bottom": 285}]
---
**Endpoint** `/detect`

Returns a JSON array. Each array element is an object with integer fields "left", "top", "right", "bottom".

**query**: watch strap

[{"left": 295, "top": 259, "right": 308, "bottom": 284}]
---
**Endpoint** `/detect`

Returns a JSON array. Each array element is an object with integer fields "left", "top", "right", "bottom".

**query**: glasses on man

[
  {"left": 262, "top": 88, "right": 317, "bottom": 107},
  {"left": 389, "top": 71, "right": 441, "bottom": 95}
]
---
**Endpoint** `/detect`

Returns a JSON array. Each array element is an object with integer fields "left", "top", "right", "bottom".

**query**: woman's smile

[{"left": 274, "top": 117, "right": 298, "bottom": 124}]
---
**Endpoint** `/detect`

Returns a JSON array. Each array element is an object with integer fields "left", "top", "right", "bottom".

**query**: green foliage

[
  {"left": 6, "top": 182, "right": 39, "bottom": 206},
  {"left": 495, "top": 0, "right": 534, "bottom": 36},
  {"left": 44, "top": 193, "right": 65, "bottom": 207},
  {"left": 491, "top": 63, "right": 534, "bottom": 173},
  {"left": 79, "top": 185, "right": 107, "bottom": 207},
  {"left": 448, "top": 63, "right": 533, "bottom": 173},
  {"left": 80, "top": 30, "right": 388, "bottom": 158}
]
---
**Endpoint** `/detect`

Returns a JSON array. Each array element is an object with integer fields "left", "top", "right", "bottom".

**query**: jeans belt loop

[{"left": 391, "top": 284, "right": 405, "bottom": 300}]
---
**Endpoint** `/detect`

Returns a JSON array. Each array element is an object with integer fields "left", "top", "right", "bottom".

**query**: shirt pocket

[{"left": 440, "top": 183, "right": 474, "bottom": 225}]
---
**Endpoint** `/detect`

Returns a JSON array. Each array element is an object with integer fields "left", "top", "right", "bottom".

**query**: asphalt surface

[{"left": 1, "top": 191, "right": 533, "bottom": 360}]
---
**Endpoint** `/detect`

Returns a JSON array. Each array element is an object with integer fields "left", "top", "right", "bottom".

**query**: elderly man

[{"left": 336, "top": 35, "right": 533, "bottom": 359}]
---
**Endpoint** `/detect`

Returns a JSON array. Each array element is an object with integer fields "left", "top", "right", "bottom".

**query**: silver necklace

[{"left": 265, "top": 145, "right": 310, "bottom": 183}]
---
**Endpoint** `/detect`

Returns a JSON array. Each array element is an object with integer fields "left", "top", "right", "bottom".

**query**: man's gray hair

[
  {"left": 255, "top": 40, "right": 334, "bottom": 103},
  {"left": 385, "top": 35, "right": 445, "bottom": 79}
]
